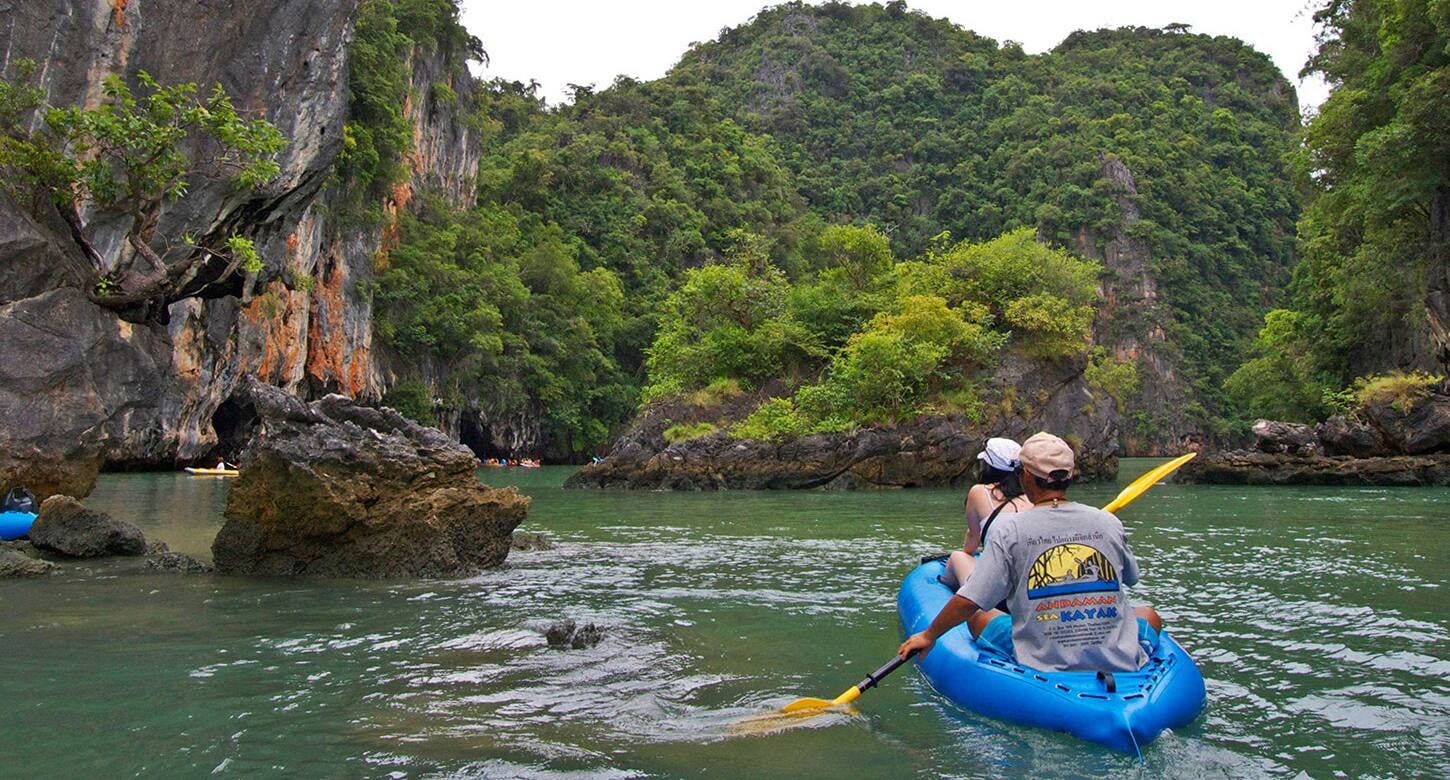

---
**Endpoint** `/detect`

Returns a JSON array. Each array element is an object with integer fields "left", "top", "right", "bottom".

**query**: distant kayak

[
  {"left": 0, "top": 510, "right": 36, "bottom": 541},
  {"left": 184, "top": 467, "right": 239, "bottom": 477},
  {"left": 898, "top": 558, "right": 1205, "bottom": 755}
]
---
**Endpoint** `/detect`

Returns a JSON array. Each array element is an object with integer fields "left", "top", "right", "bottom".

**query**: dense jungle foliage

[
  {"left": 362, "top": 0, "right": 1313, "bottom": 456},
  {"left": 1226, "top": 0, "right": 1450, "bottom": 423}
]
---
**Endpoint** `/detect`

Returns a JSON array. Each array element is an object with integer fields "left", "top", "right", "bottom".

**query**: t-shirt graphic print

[{"left": 1027, "top": 543, "right": 1124, "bottom": 652}]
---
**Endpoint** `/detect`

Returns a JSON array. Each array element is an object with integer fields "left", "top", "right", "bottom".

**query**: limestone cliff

[
  {"left": 1064, "top": 156, "right": 1193, "bottom": 455},
  {"left": 0, "top": 0, "right": 481, "bottom": 495}
]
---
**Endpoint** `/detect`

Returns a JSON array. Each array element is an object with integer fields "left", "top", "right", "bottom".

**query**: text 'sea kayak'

[
  {"left": 898, "top": 558, "right": 1205, "bottom": 754},
  {"left": 184, "top": 467, "right": 239, "bottom": 477},
  {"left": 0, "top": 510, "right": 36, "bottom": 541}
]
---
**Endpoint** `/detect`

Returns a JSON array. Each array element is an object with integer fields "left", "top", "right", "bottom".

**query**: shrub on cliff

[
  {"left": 0, "top": 62, "right": 285, "bottom": 320},
  {"left": 1354, "top": 371, "right": 1445, "bottom": 414}
]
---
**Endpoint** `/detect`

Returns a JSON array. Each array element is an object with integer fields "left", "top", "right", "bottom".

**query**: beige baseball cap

[{"left": 1019, "top": 432, "right": 1075, "bottom": 481}]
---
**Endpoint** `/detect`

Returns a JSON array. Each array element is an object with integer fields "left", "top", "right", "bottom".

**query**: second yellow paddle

[{"left": 1103, "top": 452, "right": 1196, "bottom": 514}]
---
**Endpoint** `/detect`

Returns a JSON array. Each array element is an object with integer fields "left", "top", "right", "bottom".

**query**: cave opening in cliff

[
  {"left": 210, "top": 395, "right": 258, "bottom": 463},
  {"left": 458, "top": 413, "right": 500, "bottom": 460}
]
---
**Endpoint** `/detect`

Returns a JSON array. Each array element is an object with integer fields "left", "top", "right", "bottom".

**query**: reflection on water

[{"left": 0, "top": 463, "right": 1445, "bottom": 777}]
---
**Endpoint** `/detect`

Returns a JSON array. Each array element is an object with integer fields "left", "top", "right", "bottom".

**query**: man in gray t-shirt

[{"left": 899, "top": 432, "right": 1163, "bottom": 673}]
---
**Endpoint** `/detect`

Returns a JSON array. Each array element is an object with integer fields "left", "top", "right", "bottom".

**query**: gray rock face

[
  {"left": 212, "top": 380, "right": 531, "bottom": 578},
  {"left": 0, "top": 0, "right": 485, "bottom": 489},
  {"left": 30, "top": 496, "right": 147, "bottom": 558},
  {"left": 1359, "top": 392, "right": 1450, "bottom": 455},
  {"left": 0, "top": 288, "right": 170, "bottom": 498},
  {"left": 1316, "top": 415, "right": 1390, "bottom": 456},
  {"left": 1252, "top": 419, "right": 1321, "bottom": 455},
  {"left": 567, "top": 353, "right": 1118, "bottom": 490},
  {"left": 1181, "top": 452, "right": 1450, "bottom": 486}
]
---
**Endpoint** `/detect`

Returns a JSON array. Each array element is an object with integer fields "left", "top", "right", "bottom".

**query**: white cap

[{"left": 976, "top": 437, "right": 1022, "bottom": 471}]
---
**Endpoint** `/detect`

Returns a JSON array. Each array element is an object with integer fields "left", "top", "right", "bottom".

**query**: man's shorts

[{"left": 974, "top": 614, "right": 1160, "bottom": 663}]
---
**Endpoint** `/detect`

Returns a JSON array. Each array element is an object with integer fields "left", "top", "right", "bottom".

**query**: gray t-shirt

[{"left": 957, "top": 500, "right": 1145, "bottom": 672}]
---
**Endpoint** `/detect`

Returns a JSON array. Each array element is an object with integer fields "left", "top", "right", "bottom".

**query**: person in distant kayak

[
  {"left": 940, "top": 437, "right": 1033, "bottom": 589},
  {"left": 899, "top": 432, "right": 1163, "bottom": 673}
]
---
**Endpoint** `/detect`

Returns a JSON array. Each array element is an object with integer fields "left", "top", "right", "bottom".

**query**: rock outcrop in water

[
  {"left": 211, "top": 381, "right": 530, "bottom": 577},
  {"left": 567, "top": 353, "right": 1119, "bottom": 490},
  {"left": 29, "top": 496, "right": 148, "bottom": 558},
  {"left": 0, "top": 1, "right": 483, "bottom": 496},
  {"left": 1181, "top": 389, "right": 1450, "bottom": 485}
]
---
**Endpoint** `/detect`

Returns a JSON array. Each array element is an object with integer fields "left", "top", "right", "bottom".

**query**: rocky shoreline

[
  {"left": 4, "top": 381, "right": 531, "bottom": 580},
  {"left": 1180, "top": 389, "right": 1450, "bottom": 486},
  {"left": 568, "top": 354, "right": 1120, "bottom": 490}
]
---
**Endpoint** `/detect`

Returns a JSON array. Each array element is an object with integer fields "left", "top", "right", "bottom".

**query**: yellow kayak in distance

[{"left": 184, "top": 467, "right": 239, "bottom": 477}]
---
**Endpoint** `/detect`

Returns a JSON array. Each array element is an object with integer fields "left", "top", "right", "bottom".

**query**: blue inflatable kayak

[
  {"left": 0, "top": 510, "right": 37, "bottom": 541},
  {"left": 898, "top": 558, "right": 1205, "bottom": 754}
]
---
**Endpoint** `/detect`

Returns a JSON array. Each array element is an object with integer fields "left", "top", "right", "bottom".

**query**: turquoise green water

[{"left": 1, "top": 462, "right": 1446, "bottom": 777}]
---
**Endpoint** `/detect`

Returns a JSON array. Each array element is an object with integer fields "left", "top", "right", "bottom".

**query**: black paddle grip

[{"left": 856, "top": 648, "right": 919, "bottom": 692}]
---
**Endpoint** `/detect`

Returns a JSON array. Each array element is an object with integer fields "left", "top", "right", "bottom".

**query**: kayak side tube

[{"left": 898, "top": 559, "right": 1206, "bottom": 754}]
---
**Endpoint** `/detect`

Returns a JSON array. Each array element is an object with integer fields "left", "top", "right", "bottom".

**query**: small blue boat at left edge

[{"left": 0, "top": 510, "right": 37, "bottom": 541}]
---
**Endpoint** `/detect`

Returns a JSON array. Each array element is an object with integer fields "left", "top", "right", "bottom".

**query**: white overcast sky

[{"left": 458, "top": 0, "right": 1330, "bottom": 113}]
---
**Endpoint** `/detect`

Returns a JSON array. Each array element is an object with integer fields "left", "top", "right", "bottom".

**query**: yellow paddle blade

[
  {"left": 1103, "top": 452, "right": 1196, "bottom": 514},
  {"left": 779, "top": 696, "right": 835, "bottom": 713},
  {"left": 728, "top": 694, "right": 854, "bottom": 736}
]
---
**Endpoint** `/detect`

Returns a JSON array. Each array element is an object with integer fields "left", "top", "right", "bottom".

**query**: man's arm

[{"left": 897, "top": 595, "right": 983, "bottom": 659}]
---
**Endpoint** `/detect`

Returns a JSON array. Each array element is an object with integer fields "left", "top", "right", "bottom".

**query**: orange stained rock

[
  {"left": 304, "top": 256, "right": 370, "bottom": 397},
  {"left": 242, "top": 281, "right": 306, "bottom": 385},
  {"left": 112, "top": 0, "right": 129, "bottom": 28}
]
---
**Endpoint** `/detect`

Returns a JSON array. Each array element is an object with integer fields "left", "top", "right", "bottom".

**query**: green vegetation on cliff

[
  {"left": 667, "top": 4, "right": 1300, "bottom": 436},
  {"left": 647, "top": 226, "right": 1099, "bottom": 439},
  {"left": 367, "top": 0, "right": 1304, "bottom": 455},
  {"left": 1226, "top": 0, "right": 1449, "bottom": 424}
]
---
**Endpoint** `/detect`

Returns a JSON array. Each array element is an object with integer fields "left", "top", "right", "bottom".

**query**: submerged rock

[
  {"left": 29, "top": 496, "right": 147, "bottom": 558},
  {"left": 0, "top": 547, "right": 55, "bottom": 578},
  {"left": 144, "top": 542, "right": 213, "bottom": 574},
  {"left": 542, "top": 619, "right": 606, "bottom": 649},
  {"left": 146, "top": 551, "right": 214, "bottom": 574},
  {"left": 510, "top": 532, "right": 556, "bottom": 551},
  {"left": 212, "top": 380, "right": 531, "bottom": 578}
]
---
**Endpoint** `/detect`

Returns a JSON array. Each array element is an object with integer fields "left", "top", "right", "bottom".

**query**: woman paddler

[{"left": 940, "top": 437, "right": 1032, "bottom": 589}]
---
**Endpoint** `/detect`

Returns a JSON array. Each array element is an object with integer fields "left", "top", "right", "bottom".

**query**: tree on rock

[{"left": 0, "top": 60, "right": 286, "bottom": 321}]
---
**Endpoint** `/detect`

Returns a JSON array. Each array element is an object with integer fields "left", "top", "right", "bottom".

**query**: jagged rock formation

[
  {"left": 0, "top": 1, "right": 482, "bottom": 496},
  {"left": 1181, "top": 390, "right": 1450, "bottom": 485},
  {"left": 567, "top": 353, "right": 1118, "bottom": 490},
  {"left": 211, "top": 380, "right": 530, "bottom": 577}
]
